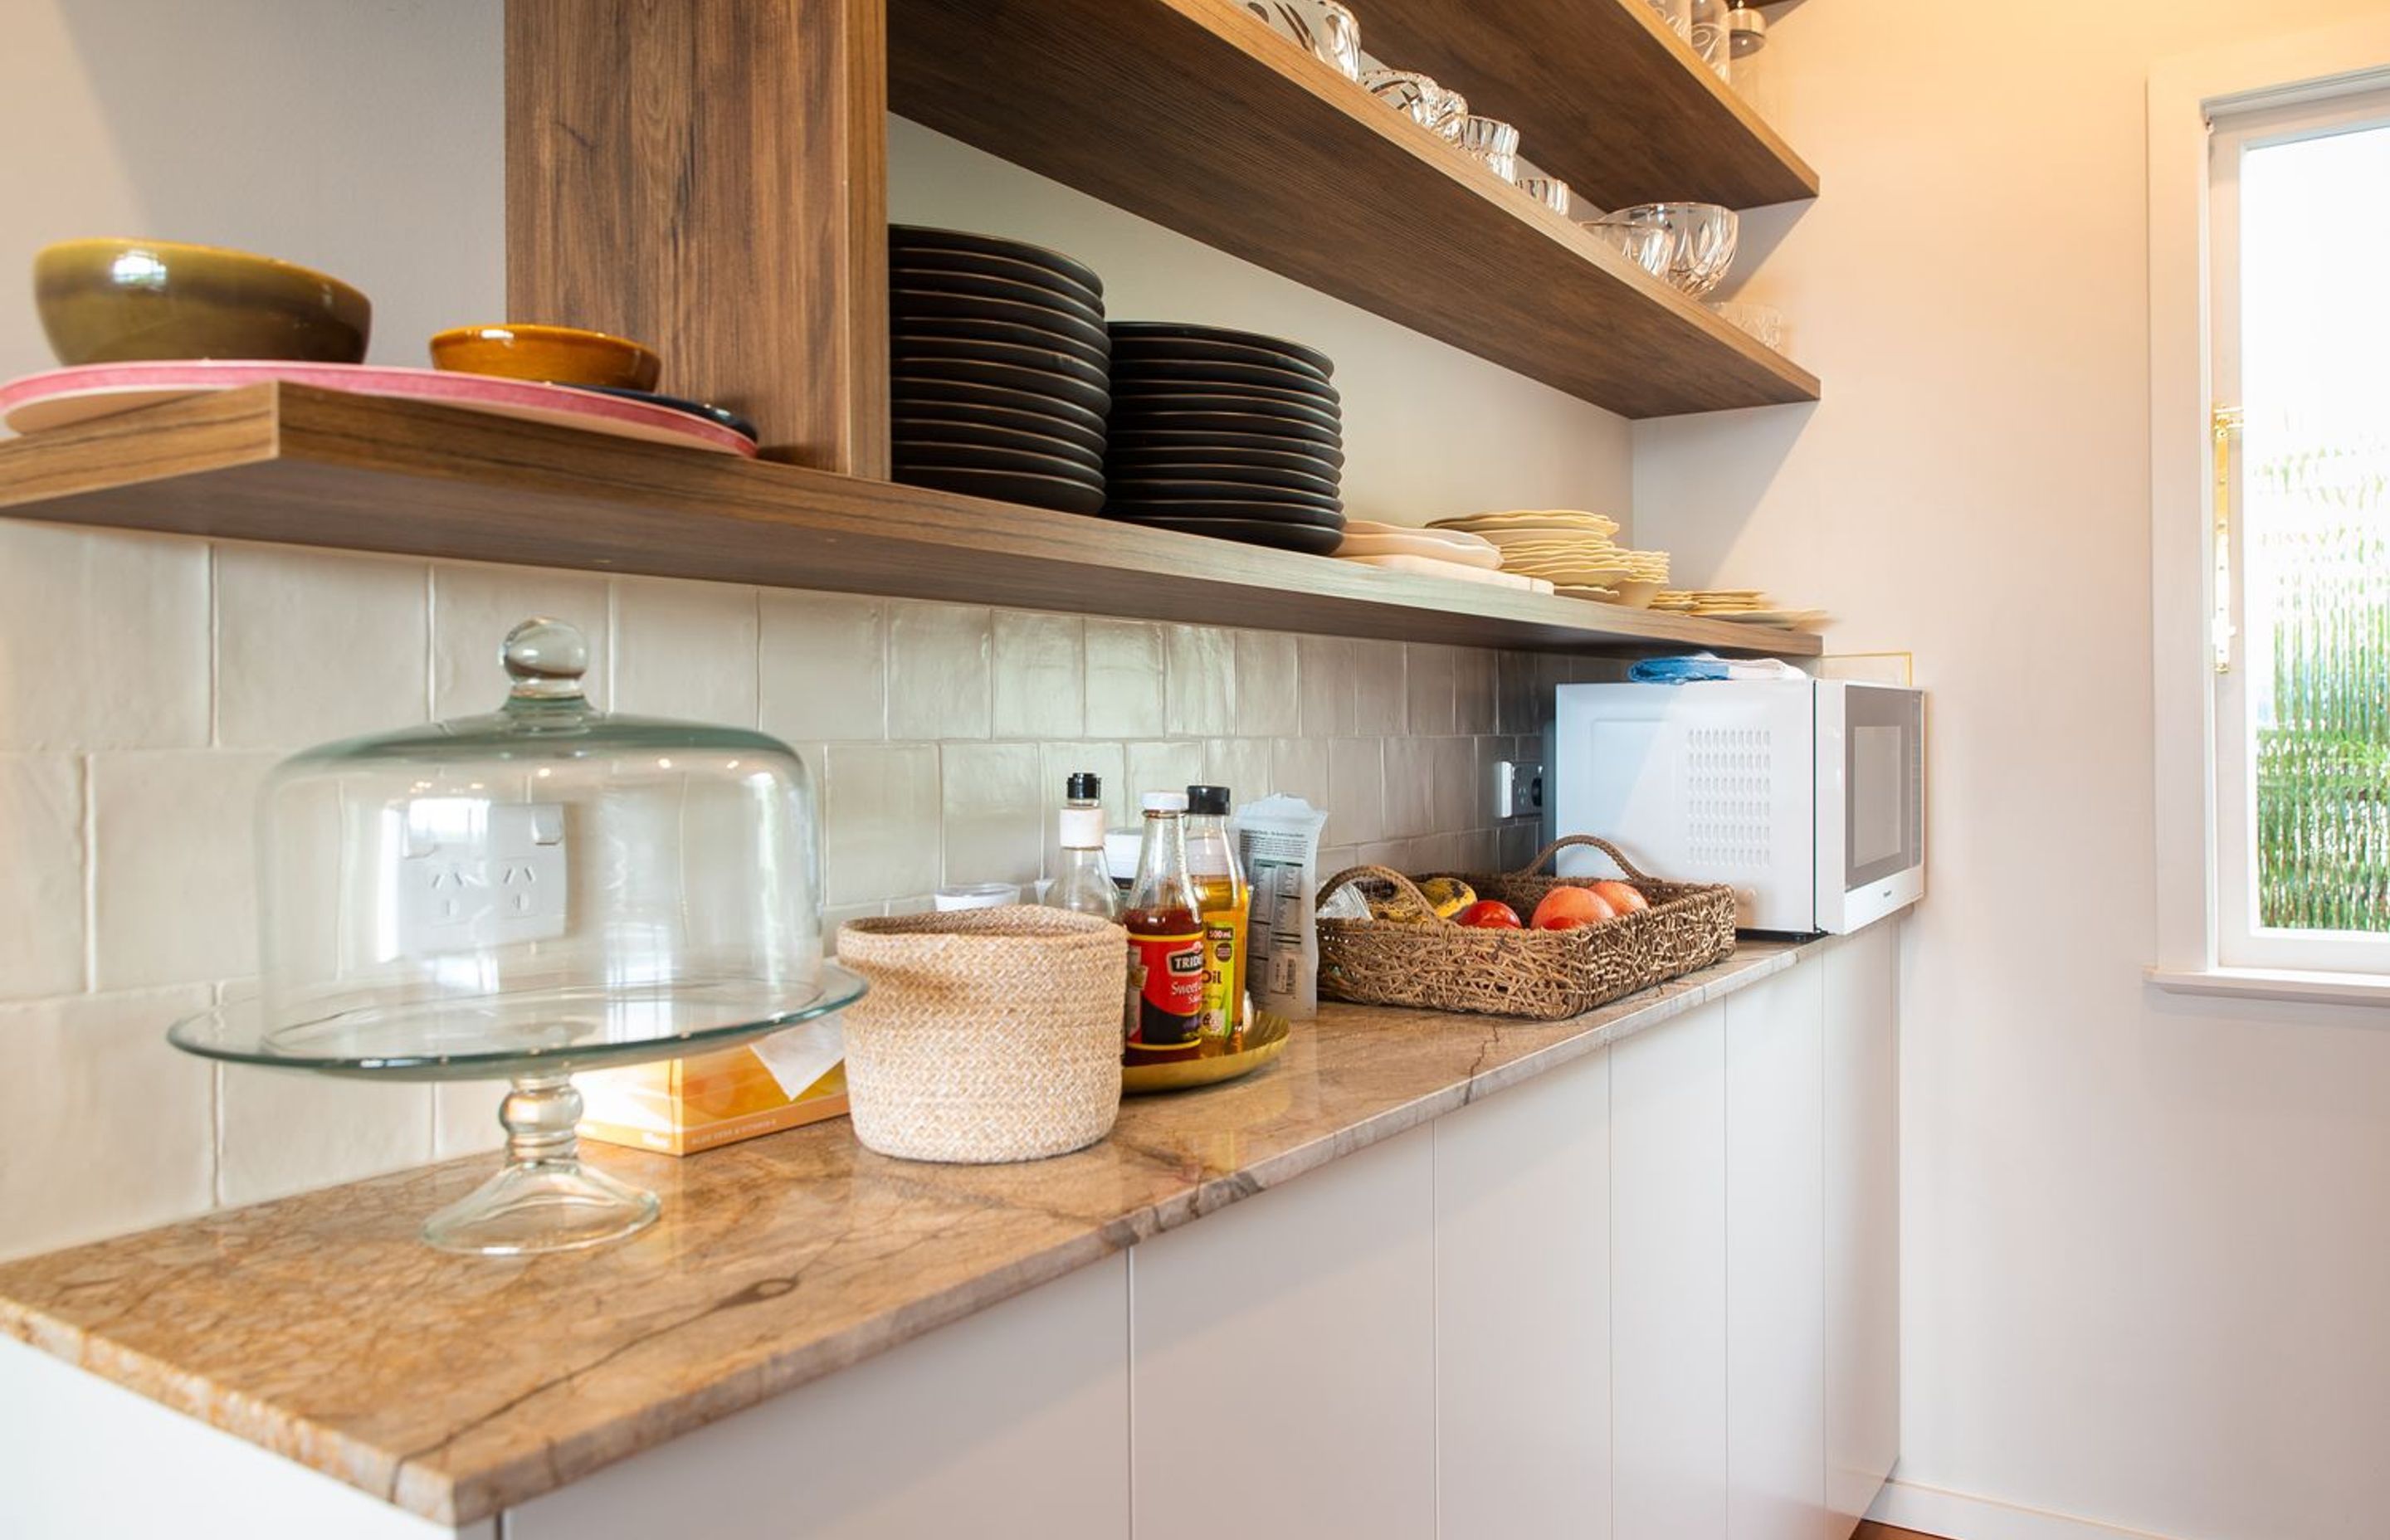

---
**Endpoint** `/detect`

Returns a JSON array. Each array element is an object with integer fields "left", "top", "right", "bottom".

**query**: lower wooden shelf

[{"left": 0, "top": 383, "right": 1820, "bottom": 656}]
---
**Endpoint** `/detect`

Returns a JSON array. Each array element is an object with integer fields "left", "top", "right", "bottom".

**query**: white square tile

[
  {"left": 0, "top": 524, "right": 208, "bottom": 750},
  {"left": 760, "top": 590, "right": 886, "bottom": 742},
  {"left": 1269, "top": 738, "right": 1331, "bottom": 812},
  {"left": 888, "top": 602, "right": 992, "bottom": 741},
  {"left": 217, "top": 546, "right": 427, "bottom": 748},
  {"left": 1430, "top": 736, "right": 1479, "bottom": 832},
  {"left": 1041, "top": 742, "right": 1129, "bottom": 828},
  {"left": 1454, "top": 649, "right": 1498, "bottom": 736},
  {"left": 1124, "top": 740, "right": 1205, "bottom": 804},
  {"left": 1404, "top": 645, "right": 1458, "bottom": 737},
  {"left": 942, "top": 743, "right": 1045, "bottom": 888},
  {"left": 1352, "top": 642, "right": 1407, "bottom": 736},
  {"left": 822, "top": 902, "right": 885, "bottom": 957},
  {"left": 612, "top": 577, "right": 758, "bottom": 726},
  {"left": 432, "top": 561, "right": 613, "bottom": 716},
  {"left": 993, "top": 612, "right": 1084, "bottom": 740},
  {"left": 0, "top": 986, "right": 214, "bottom": 1260},
  {"left": 1297, "top": 636, "right": 1355, "bottom": 738},
  {"left": 1495, "top": 651, "right": 1544, "bottom": 735},
  {"left": 1233, "top": 632, "right": 1300, "bottom": 737},
  {"left": 1085, "top": 620, "right": 1167, "bottom": 739},
  {"left": 1455, "top": 826, "right": 1501, "bottom": 870},
  {"left": 1382, "top": 737, "right": 1436, "bottom": 840},
  {"left": 823, "top": 743, "right": 941, "bottom": 904},
  {"left": 1357, "top": 840, "right": 1408, "bottom": 870},
  {"left": 1319, "top": 843, "right": 1362, "bottom": 878},
  {"left": 1166, "top": 626, "right": 1236, "bottom": 737},
  {"left": 0, "top": 755, "right": 83, "bottom": 1000},
  {"left": 219, "top": 1047, "right": 432, "bottom": 1207},
  {"left": 1328, "top": 738, "right": 1385, "bottom": 846},
  {"left": 1500, "top": 821, "right": 1541, "bottom": 870},
  {"left": 1201, "top": 738, "right": 1273, "bottom": 808},
  {"left": 90, "top": 751, "right": 280, "bottom": 991}
]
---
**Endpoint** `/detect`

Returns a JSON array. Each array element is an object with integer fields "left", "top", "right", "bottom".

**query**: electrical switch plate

[
  {"left": 395, "top": 799, "right": 568, "bottom": 954},
  {"left": 1493, "top": 760, "right": 1545, "bottom": 821}
]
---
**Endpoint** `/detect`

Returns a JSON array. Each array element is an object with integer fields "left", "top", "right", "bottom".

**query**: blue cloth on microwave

[{"left": 1628, "top": 654, "right": 1806, "bottom": 684}]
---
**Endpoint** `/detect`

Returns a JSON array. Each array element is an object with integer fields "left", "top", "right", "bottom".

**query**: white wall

[
  {"left": 1636, "top": 5, "right": 2390, "bottom": 1539},
  {"left": 0, "top": 1, "right": 1632, "bottom": 1262}
]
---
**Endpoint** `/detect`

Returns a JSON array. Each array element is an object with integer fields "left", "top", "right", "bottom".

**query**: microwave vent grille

[{"left": 1684, "top": 727, "right": 1773, "bottom": 871}]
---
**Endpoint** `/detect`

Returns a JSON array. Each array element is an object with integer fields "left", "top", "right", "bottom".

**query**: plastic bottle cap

[
  {"left": 1185, "top": 784, "right": 1231, "bottom": 816},
  {"left": 1141, "top": 790, "right": 1190, "bottom": 812},
  {"left": 1066, "top": 772, "right": 1101, "bottom": 801}
]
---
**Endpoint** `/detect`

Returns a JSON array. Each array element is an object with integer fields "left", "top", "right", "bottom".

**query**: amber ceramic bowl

[
  {"left": 34, "top": 237, "right": 372, "bottom": 366},
  {"left": 430, "top": 324, "right": 661, "bottom": 392}
]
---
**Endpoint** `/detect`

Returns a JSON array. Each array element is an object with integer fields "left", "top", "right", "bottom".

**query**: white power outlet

[
  {"left": 395, "top": 799, "right": 568, "bottom": 955},
  {"left": 1492, "top": 760, "right": 1545, "bottom": 821}
]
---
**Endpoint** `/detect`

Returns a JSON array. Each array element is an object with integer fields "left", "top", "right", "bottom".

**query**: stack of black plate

[
  {"left": 890, "top": 225, "right": 1111, "bottom": 514},
  {"left": 1101, "top": 323, "right": 1344, "bottom": 555}
]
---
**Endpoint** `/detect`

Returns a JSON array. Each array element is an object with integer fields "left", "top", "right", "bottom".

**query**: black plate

[
  {"left": 1107, "top": 355, "right": 1339, "bottom": 402},
  {"left": 1101, "top": 456, "right": 1340, "bottom": 498},
  {"left": 891, "top": 334, "right": 1111, "bottom": 393},
  {"left": 894, "top": 439, "right": 1105, "bottom": 485},
  {"left": 1106, "top": 391, "right": 1341, "bottom": 435},
  {"left": 894, "top": 315, "right": 1110, "bottom": 373},
  {"left": 1103, "top": 498, "right": 1347, "bottom": 529},
  {"left": 891, "top": 374, "right": 1110, "bottom": 441},
  {"left": 895, "top": 462, "right": 1107, "bottom": 514},
  {"left": 890, "top": 261, "right": 1107, "bottom": 324},
  {"left": 1109, "top": 374, "right": 1339, "bottom": 414},
  {"left": 891, "top": 288, "right": 1111, "bottom": 353},
  {"left": 1104, "top": 476, "right": 1341, "bottom": 513},
  {"left": 1106, "top": 334, "right": 1334, "bottom": 385},
  {"left": 1107, "top": 514, "right": 1346, "bottom": 555},
  {"left": 1104, "top": 408, "right": 1342, "bottom": 451},
  {"left": 890, "top": 226, "right": 1105, "bottom": 305},
  {"left": 1105, "top": 426, "right": 1345, "bottom": 469},
  {"left": 890, "top": 356, "right": 1112, "bottom": 417},
  {"left": 894, "top": 413, "right": 1103, "bottom": 470},
  {"left": 563, "top": 385, "right": 758, "bottom": 441},
  {"left": 1107, "top": 322, "right": 1332, "bottom": 378}
]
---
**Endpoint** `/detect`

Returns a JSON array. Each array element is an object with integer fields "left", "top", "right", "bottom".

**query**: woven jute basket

[
  {"left": 1316, "top": 835, "right": 1737, "bottom": 1021},
  {"left": 836, "top": 907, "right": 1127, "bottom": 1163}
]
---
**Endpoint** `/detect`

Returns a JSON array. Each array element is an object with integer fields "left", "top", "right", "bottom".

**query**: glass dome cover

[{"left": 170, "top": 617, "right": 863, "bottom": 1254}]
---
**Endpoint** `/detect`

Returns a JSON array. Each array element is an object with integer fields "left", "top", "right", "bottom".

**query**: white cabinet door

[
  {"left": 1434, "top": 1050, "right": 1611, "bottom": 1540},
  {"left": 1823, "top": 923, "right": 1901, "bottom": 1532},
  {"left": 1131, "top": 1124, "right": 1436, "bottom": 1540},
  {"left": 506, "top": 1252, "right": 1129, "bottom": 1540},
  {"left": 1612, "top": 1001, "right": 1729, "bottom": 1540},
  {"left": 1725, "top": 962, "right": 1830, "bottom": 1540}
]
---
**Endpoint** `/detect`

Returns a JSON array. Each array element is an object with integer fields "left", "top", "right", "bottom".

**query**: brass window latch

[{"left": 2213, "top": 405, "right": 2242, "bottom": 675}]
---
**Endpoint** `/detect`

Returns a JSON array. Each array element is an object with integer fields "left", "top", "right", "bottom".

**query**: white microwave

[{"left": 1549, "top": 679, "right": 1924, "bottom": 934}]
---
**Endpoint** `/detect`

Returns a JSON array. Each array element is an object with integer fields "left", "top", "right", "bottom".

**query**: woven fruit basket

[{"left": 1315, "top": 835, "right": 1737, "bottom": 1021}]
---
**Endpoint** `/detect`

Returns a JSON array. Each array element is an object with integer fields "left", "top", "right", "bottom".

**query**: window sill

[{"left": 2145, "top": 964, "right": 2390, "bottom": 1007}]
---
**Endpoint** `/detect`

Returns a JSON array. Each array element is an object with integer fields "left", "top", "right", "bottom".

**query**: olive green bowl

[{"left": 33, "top": 237, "right": 372, "bottom": 366}]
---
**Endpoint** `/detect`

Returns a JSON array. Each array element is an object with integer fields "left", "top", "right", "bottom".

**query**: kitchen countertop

[{"left": 0, "top": 938, "right": 1810, "bottom": 1527}]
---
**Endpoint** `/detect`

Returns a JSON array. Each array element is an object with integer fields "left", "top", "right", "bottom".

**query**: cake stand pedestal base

[{"left": 422, "top": 1072, "right": 660, "bottom": 1255}]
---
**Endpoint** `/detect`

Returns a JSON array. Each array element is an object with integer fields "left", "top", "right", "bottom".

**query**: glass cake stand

[{"left": 170, "top": 968, "right": 866, "bottom": 1255}]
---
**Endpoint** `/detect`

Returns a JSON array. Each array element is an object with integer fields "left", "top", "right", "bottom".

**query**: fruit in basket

[
  {"left": 1541, "top": 915, "right": 1593, "bottom": 931},
  {"left": 1455, "top": 899, "right": 1524, "bottom": 929},
  {"left": 1590, "top": 880, "right": 1649, "bottom": 914},
  {"left": 1530, "top": 885, "right": 1616, "bottom": 930},
  {"left": 1369, "top": 875, "right": 1477, "bottom": 923}
]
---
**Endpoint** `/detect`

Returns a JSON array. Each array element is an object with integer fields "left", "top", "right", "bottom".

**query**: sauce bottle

[
  {"left": 1184, "top": 784, "right": 1250, "bottom": 1053},
  {"left": 1123, "top": 792, "right": 1206, "bottom": 1062},
  {"left": 1043, "top": 772, "right": 1120, "bottom": 921}
]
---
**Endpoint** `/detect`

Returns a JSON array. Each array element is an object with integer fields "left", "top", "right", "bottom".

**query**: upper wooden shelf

[
  {"left": 1358, "top": 0, "right": 1819, "bottom": 211},
  {"left": 0, "top": 384, "right": 1820, "bottom": 657},
  {"left": 885, "top": 0, "right": 1819, "bottom": 419}
]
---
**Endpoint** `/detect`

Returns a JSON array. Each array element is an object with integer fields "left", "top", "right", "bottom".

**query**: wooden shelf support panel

[
  {"left": 887, "top": 0, "right": 1818, "bottom": 418},
  {"left": 0, "top": 385, "right": 1821, "bottom": 658}
]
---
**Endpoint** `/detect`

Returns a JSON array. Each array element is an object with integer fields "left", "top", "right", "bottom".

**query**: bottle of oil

[
  {"left": 1123, "top": 792, "right": 1206, "bottom": 1062},
  {"left": 1184, "top": 784, "right": 1250, "bottom": 1053}
]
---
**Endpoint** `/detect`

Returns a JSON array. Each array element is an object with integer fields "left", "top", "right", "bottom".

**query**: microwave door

[{"left": 1819, "top": 682, "right": 1925, "bottom": 932}]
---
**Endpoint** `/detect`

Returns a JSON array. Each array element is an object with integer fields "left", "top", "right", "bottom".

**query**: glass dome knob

[{"left": 502, "top": 616, "right": 589, "bottom": 701}]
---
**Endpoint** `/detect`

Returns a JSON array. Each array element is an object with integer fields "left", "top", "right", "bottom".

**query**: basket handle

[
  {"left": 1517, "top": 834, "right": 1653, "bottom": 883},
  {"left": 1316, "top": 865, "right": 1447, "bottom": 921}
]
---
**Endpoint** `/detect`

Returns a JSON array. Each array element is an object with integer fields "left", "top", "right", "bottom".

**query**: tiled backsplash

[{"left": 0, "top": 519, "right": 1607, "bottom": 1261}]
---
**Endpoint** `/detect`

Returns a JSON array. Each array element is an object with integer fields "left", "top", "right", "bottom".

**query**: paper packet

[{"left": 1232, "top": 794, "right": 1329, "bottom": 1020}]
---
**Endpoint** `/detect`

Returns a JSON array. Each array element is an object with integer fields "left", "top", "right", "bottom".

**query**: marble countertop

[{"left": 0, "top": 938, "right": 1808, "bottom": 1526}]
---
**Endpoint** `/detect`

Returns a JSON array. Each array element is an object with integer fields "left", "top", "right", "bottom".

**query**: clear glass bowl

[
  {"left": 1588, "top": 202, "right": 1739, "bottom": 295},
  {"left": 1455, "top": 115, "right": 1520, "bottom": 181},
  {"left": 1582, "top": 218, "right": 1672, "bottom": 279},
  {"left": 1360, "top": 66, "right": 1469, "bottom": 140},
  {"left": 1243, "top": 0, "right": 1360, "bottom": 80},
  {"left": 168, "top": 616, "right": 860, "bottom": 1255}
]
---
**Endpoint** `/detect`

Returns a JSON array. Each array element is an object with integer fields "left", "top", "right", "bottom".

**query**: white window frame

[{"left": 2147, "top": 14, "right": 2390, "bottom": 1006}]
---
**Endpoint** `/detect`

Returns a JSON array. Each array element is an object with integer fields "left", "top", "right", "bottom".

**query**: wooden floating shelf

[
  {"left": 0, "top": 384, "right": 1820, "bottom": 657},
  {"left": 887, "top": 0, "right": 1820, "bottom": 419},
  {"left": 1359, "top": 0, "right": 1819, "bottom": 212}
]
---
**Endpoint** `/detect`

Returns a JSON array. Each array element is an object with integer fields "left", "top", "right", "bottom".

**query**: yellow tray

[{"left": 1122, "top": 1012, "right": 1291, "bottom": 1094}]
